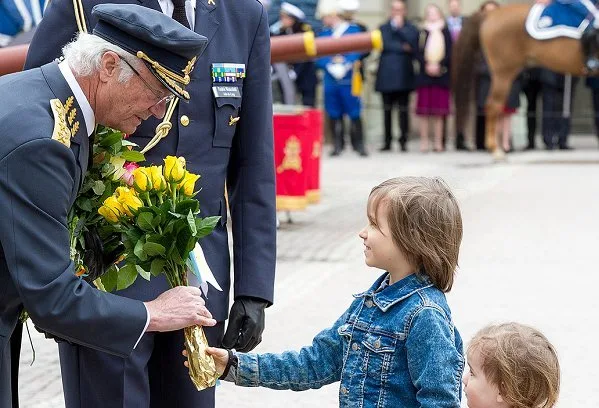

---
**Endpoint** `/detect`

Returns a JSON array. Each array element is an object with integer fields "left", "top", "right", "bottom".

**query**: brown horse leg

[{"left": 485, "top": 74, "right": 514, "bottom": 155}]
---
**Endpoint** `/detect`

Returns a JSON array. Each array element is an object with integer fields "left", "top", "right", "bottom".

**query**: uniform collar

[
  {"left": 354, "top": 272, "right": 434, "bottom": 312},
  {"left": 58, "top": 61, "right": 95, "bottom": 137}
]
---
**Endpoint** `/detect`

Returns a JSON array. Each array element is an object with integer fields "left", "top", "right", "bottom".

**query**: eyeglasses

[{"left": 121, "top": 58, "right": 175, "bottom": 105}]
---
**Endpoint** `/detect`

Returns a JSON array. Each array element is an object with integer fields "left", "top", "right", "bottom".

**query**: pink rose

[{"left": 121, "top": 162, "right": 139, "bottom": 186}]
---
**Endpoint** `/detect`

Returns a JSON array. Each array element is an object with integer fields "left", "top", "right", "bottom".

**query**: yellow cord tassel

[{"left": 351, "top": 60, "right": 363, "bottom": 97}]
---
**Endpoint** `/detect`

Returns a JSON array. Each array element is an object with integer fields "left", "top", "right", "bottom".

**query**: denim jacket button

[
  {"left": 351, "top": 342, "right": 359, "bottom": 351},
  {"left": 341, "top": 386, "right": 349, "bottom": 394},
  {"left": 374, "top": 339, "right": 381, "bottom": 349},
  {"left": 365, "top": 299, "right": 374, "bottom": 308}
]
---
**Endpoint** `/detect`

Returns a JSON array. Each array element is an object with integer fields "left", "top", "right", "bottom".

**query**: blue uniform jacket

[
  {"left": 25, "top": 0, "right": 277, "bottom": 321},
  {"left": 0, "top": 62, "right": 148, "bottom": 407},
  {"left": 316, "top": 23, "right": 364, "bottom": 88},
  {"left": 233, "top": 273, "right": 464, "bottom": 407}
]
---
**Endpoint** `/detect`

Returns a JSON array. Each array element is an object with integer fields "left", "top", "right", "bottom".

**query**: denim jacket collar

[{"left": 353, "top": 272, "right": 434, "bottom": 312}]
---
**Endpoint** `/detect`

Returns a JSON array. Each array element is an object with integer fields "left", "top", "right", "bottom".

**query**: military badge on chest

[
  {"left": 211, "top": 63, "right": 244, "bottom": 128},
  {"left": 50, "top": 96, "right": 80, "bottom": 147}
]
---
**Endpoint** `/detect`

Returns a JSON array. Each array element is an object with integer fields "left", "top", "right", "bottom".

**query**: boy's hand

[{"left": 182, "top": 347, "right": 229, "bottom": 375}]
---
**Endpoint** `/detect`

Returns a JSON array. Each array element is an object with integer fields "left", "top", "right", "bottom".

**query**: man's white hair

[{"left": 62, "top": 32, "right": 142, "bottom": 82}]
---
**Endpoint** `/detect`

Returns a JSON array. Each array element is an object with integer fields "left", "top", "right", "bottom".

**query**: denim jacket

[{"left": 232, "top": 273, "right": 464, "bottom": 407}]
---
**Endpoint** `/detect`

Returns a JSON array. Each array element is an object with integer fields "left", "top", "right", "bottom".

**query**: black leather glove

[
  {"left": 221, "top": 296, "right": 269, "bottom": 352},
  {"left": 82, "top": 227, "right": 123, "bottom": 283}
]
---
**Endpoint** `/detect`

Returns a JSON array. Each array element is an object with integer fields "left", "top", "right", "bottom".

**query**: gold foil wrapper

[{"left": 184, "top": 324, "right": 219, "bottom": 391}]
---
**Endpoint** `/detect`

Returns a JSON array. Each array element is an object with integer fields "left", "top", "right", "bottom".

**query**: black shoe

[
  {"left": 330, "top": 149, "right": 342, "bottom": 157},
  {"left": 545, "top": 145, "right": 555, "bottom": 151},
  {"left": 559, "top": 145, "right": 574, "bottom": 150},
  {"left": 358, "top": 149, "right": 369, "bottom": 157},
  {"left": 379, "top": 145, "right": 392, "bottom": 152},
  {"left": 456, "top": 144, "right": 470, "bottom": 151},
  {"left": 524, "top": 144, "right": 535, "bottom": 151},
  {"left": 400, "top": 142, "right": 407, "bottom": 152}
]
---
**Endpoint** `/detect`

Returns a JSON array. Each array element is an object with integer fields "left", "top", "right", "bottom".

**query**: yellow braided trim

[
  {"left": 136, "top": 51, "right": 192, "bottom": 86},
  {"left": 371, "top": 29, "right": 383, "bottom": 51},
  {"left": 303, "top": 31, "right": 317, "bottom": 57}
]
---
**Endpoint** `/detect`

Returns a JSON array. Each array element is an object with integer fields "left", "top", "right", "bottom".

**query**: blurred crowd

[{"left": 265, "top": 0, "right": 599, "bottom": 156}]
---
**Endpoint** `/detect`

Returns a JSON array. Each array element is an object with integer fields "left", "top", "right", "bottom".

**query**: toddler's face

[
  {"left": 463, "top": 350, "right": 506, "bottom": 408},
  {"left": 358, "top": 200, "right": 404, "bottom": 273}
]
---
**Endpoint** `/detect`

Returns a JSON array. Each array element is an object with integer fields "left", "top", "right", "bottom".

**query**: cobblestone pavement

[{"left": 18, "top": 136, "right": 599, "bottom": 407}]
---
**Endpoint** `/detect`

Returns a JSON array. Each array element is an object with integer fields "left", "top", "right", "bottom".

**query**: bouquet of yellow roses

[{"left": 98, "top": 155, "right": 220, "bottom": 390}]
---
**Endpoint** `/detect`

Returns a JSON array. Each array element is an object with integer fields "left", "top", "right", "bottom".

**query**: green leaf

[
  {"left": 134, "top": 239, "right": 147, "bottom": 261},
  {"left": 117, "top": 264, "right": 138, "bottom": 290},
  {"left": 175, "top": 199, "right": 200, "bottom": 215},
  {"left": 195, "top": 216, "right": 221, "bottom": 238},
  {"left": 137, "top": 212, "right": 154, "bottom": 232},
  {"left": 150, "top": 258, "right": 166, "bottom": 277},
  {"left": 143, "top": 242, "right": 166, "bottom": 257},
  {"left": 136, "top": 265, "right": 151, "bottom": 281},
  {"left": 119, "top": 150, "right": 145, "bottom": 162},
  {"left": 76, "top": 198, "right": 93, "bottom": 212},
  {"left": 187, "top": 210, "right": 197, "bottom": 236},
  {"left": 99, "top": 132, "right": 122, "bottom": 148},
  {"left": 92, "top": 180, "right": 106, "bottom": 196},
  {"left": 100, "top": 266, "right": 118, "bottom": 292}
]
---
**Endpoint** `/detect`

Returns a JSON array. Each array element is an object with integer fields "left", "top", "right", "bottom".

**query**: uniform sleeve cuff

[{"left": 134, "top": 302, "right": 151, "bottom": 349}]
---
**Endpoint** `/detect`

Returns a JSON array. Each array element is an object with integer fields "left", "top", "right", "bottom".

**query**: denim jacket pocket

[
  {"left": 361, "top": 332, "right": 397, "bottom": 399},
  {"left": 213, "top": 97, "right": 242, "bottom": 148}
]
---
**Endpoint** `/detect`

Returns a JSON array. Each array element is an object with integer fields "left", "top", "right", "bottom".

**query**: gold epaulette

[{"left": 51, "top": 96, "right": 80, "bottom": 147}]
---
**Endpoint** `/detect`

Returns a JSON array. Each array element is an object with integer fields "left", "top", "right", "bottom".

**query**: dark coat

[
  {"left": 375, "top": 20, "right": 419, "bottom": 93},
  {"left": 0, "top": 62, "right": 148, "bottom": 406},
  {"left": 414, "top": 26, "right": 452, "bottom": 89}
]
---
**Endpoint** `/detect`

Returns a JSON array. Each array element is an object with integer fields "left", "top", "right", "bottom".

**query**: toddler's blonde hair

[{"left": 468, "top": 323, "right": 560, "bottom": 408}]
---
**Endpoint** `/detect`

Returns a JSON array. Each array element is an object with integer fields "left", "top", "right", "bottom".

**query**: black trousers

[
  {"left": 542, "top": 85, "right": 574, "bottom": 148},
  {"left": 522, "top": 76, "right": 542, "bottom": 147},
  {"left": 381, "top": 91, "right": 410, "bottom": 147},
  {"left": 591, "top": 88, "right": 599, "bottom": 140}
]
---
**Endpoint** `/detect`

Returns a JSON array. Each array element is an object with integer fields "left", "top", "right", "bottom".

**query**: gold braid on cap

[{"left": 136, "top": 51, "right": 195, "bottom": 86}]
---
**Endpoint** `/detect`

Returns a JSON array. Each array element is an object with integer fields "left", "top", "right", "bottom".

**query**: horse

[{"left": 453, "top": 4, "right": 591, "bottom": 159}]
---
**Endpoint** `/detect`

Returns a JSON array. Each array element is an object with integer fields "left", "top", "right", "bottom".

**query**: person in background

[
  {"left": 521, "top": 68, "right": 543, "bottom": 150},
  {"left": 375, "top": 0, "right": 418, "bottom": 152},
  {"left": 271, "top": 2, "right": 318, "bottom": 107},
  {"left": 585, "top": 76, "right": 599, "bottom": 147},
  {"left": 316, "top": 5, "right": 368, "bottom": 157},
  {"left": 415, "top": 4, "right": 452, "bottom": 153},
  {"left": 0, "top": 0, "right": 46, "bottom": 47},
  {"left": 540, "top": 69, "right": 578, "bottom": 150}
]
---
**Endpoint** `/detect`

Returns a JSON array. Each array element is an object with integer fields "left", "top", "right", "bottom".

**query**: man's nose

[{"left": 149, "top": 98, "right": 168, "bottom": 119}]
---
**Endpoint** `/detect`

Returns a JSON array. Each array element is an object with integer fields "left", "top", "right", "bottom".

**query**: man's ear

[
  {"left": 496, "top": 393, "right": 504, "bottom": 403},
  {"left": 98, "top": 51, "right": 120, "bottom": 83}
]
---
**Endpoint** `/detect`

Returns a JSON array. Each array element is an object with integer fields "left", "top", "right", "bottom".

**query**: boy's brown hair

[
  {"left": 468, "top": 323, "right": 560, "bottom": 408},
  {"left": 368, "top": 176, "right": 462, "bottom": 292}
]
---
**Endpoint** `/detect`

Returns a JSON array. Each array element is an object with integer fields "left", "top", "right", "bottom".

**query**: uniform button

[
  {"left": 340, "top": 386, "right": 349, "bottom": 394},
  {"left": 365, "top": 299, "right": 374, "bottom": 308},
  {"left": 180, "top": 115, "right": 190, "bottom": 126},
  {"left": 351, "top": 342, "right": 359, "bottom": 351},
  {"left": 374, "top": 339, "right": 381, "bottom": 349}
]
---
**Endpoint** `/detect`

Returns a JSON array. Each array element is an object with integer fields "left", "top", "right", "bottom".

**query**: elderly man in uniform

[
  {"left": 0, "top": 4, "right": 214, "bottom": 408},
  {"left": 25, "top": 0, "right": 276, "bottom": 407}
]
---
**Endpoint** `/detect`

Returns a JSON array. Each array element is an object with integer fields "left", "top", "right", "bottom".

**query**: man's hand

[
  {"left": 144, "top": 286, "right": 216, "bottom": 332},
  {"left": 82, "top": 228, "right": 124, "bottom": 283},
  {"left": 221, "top": 297, "right": 268, "bottom": 352}
]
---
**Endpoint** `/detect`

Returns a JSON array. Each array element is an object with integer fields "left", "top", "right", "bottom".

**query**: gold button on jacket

[{"left": 180, "top": 115, "right": 190, "bottom": 126}]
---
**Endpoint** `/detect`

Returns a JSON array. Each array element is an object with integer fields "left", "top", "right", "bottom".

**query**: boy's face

[
  {"left": 463, "top": 350, "right": 506, "bottom": 408},
  {"left": 358, "top": 200, "right": 404, "bottom": 272}
]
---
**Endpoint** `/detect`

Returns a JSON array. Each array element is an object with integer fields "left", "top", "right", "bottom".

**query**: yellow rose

[
  {"left": 116, "top": 188, "right": 143, "bottom": 217},
  {"left": 98, "top": 196, "right": 125, "bottom": 222},
  {"left": 163, "top": 156, "right": 186, "bottom": 183},
  {"left": 149, "top": 165, "right": 167, "bottom": 191},
  {"left": 178, "top": 171, "right": 200, "bottom": 197},
  {"left": 132, "top": 167, "right": 153, "bottom": 193}
]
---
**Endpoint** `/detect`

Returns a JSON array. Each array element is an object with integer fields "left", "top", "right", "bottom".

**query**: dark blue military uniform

[
  {"left": 0, "top": 2, "right": 211, "bottom": 404},
  {"left": 25, "top": 0, "right": 276, "bottom": 407}
]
